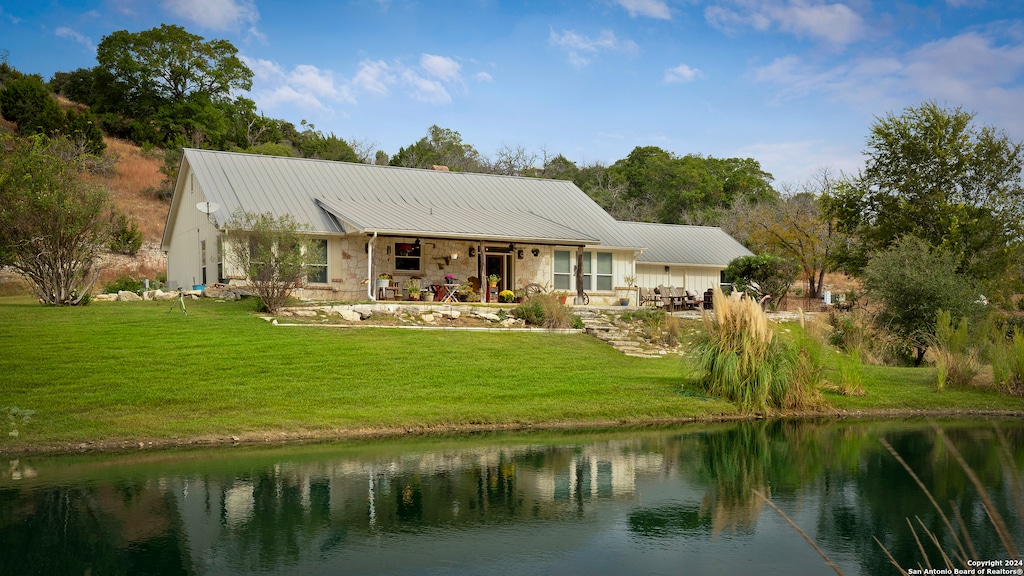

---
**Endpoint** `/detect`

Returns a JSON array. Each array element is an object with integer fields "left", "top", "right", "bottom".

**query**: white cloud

[
  {"left": 55, "top": 27, "right": 95, "bottom": 53},
  {"left": 420, "top": 54, "right": 462, "bottom": 82},
  {"left": 706, "top": 1, "right": 865, "bottom": 46},
  {"left": 613, "top": 0, "right": 671, "bottom": 20},
  {"left": 162, "top": 0, "right": 260, "bottom": 33},
  {"left": 401, "top": 70, "right": 451, "bottom": 104},
  {"left": 751, "top": 27, "right": 1024, "bottom": 139},
  {"left": 474, "top": 71, "right": 494, "bottom": 82},
  {"left": 241, "top": 57, "right": 352, "bottom": 113},
  {"left": 352, "top": 60, "right": 395, "bottom": 95},
  {"left": 664, "top": 63, "right": 703, "bottom": 83},
  {"left": 550, "top": 29, "right": 636, "bottom": 67},
  {"left": 0, "top": 7, "right": 22, "bottom": 24}
]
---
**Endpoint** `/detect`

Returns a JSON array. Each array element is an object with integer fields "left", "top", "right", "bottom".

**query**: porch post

[
  {"left": 575, "top": 245, "right": 585, "bottom": 305},
  {"left": 367, "top": 232, "right": 377, "bottom": 301}
]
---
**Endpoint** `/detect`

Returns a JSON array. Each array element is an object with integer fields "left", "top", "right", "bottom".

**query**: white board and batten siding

[{"left": 164, "top": 172, "right": 222, "bottom": 291}]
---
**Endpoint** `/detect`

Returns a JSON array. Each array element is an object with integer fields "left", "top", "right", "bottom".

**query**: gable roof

[
  {"left": 165, "top": 149, "right": 641, "bottom": 248},
  {"left": 617, "top": 221, "right": 753, "bottom": 267}
]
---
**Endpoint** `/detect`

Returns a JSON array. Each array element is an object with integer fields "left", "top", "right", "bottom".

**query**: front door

[{"left": 485, "top": 253, "right": 510, "bottom": 300}]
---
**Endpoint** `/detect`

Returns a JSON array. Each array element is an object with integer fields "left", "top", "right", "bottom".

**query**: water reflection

[{"left": 1, "top": 419, "right": 1021, "bottom": 575}]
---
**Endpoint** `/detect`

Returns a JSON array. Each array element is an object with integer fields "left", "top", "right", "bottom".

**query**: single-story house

[{"left": 161, "top": 149, "right": 751, "bottom": 304}]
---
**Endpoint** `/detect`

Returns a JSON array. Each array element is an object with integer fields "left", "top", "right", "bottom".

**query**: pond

[{"left": 2, "top": 418, "right": 1022, "bottom": 575}]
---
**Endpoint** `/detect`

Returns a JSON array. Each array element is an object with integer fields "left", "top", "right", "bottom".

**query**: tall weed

[
  {"left": 990, "top": 329, "right": 1024, "bottom": 396},
  {"left": 932, "top": 310, "right": 978, "bottom": 391}
]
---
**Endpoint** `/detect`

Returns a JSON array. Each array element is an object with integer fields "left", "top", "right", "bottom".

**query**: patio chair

[
  {"left": 703, "top": 288, "right": 714, "bottom": 310},
  {"left": 658, "top": 285, "right": 675, "bottom": 311},
  {"left": 668, "top": 286, "right": 686, "bottom": 310}
]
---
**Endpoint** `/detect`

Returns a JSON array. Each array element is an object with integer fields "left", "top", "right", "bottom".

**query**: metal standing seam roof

[
  {"left": 617, "top": 221, "right": 753, "bottom": 266},
  {"left": 175, "top": 149, "right": 643, "bottom": 248}
]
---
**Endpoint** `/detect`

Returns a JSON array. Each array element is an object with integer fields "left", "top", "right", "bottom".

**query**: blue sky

[{"left": 2, "top": 0, "right": 1022, "bottom": 185}]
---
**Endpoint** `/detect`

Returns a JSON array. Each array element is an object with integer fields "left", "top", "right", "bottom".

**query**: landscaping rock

[
  {"left": 117, "top": 290, "right": 143, "bottom": 301},
  {"left": 290, "top": 309, "right": 317, "bottom": 318},
  {"left": 437, "top": 310, "right": 461, "bottom": 319},
  {"left": 339, "top": 310, "right": 362, "bottom": 322},
  {"left": 421, "top": 313, "right": 435, "bottom": 322},
  {"left": 476, "top": 312, "right": 501, "bottom": 322},
  {"left": 93, "top": 293, "right": 117, "bottom": 301}
]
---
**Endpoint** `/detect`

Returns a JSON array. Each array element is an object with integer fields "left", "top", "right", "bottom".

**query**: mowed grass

[
  {"left": 0, "top": 297, "right": 737, "bottom": 448},
  {"left": 2, "top": 298, "right": 1023, "bottom": 452}
]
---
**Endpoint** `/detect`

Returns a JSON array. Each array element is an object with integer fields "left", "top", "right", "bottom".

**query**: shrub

[
  {"left": 103, "top": 275, "right": 144, "bottom": 294},
  {"left": 108, "top": 210, "right": 143, "bottom": 256},
  {"left": 693, "top": 288, "right": 795, "bottom": 413},
  {"left": 834, "top": 349, "right": 865, "bottom": 396},
  {"left": 514, "top": 297, "right": 544, "bottom": 326},
  {"left": 538, "top": 292, "right": 571, "bottom": 329}
]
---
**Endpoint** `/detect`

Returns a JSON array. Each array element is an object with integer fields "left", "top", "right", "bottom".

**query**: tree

[
  {"left": 0, "top": 76, "right": 65, "bottom": 136},
  {"left": 726, "top": 168, "right": 838, "bottom": 298},
  {"left": 390, "top": 125, "right": 482, "bottom": 172},
  {"left": 489, "top": 144, "right": 538, "bottom": 176},
  {"left": 94, "top": 24, "right": 253, "bottom": 145},
  {"left": 607, "top": 146, "right": 775, "bottom": 224},
  {"left": 0, "top": 135, "right": 110, "bottom": 304},
  {"left": 862, "top": 235, "right": 983, "bottom": 366},
  {"left": 223, "top": 210, "right": 310, "bottom": 314},
  {"left": 723, "top": 254, "right": 799, "bottom": 311},
  {"left": 824, "top": 102, "right": 1024, "bottom": 292}
]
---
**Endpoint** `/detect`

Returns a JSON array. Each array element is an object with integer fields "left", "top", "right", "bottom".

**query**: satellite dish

[{"left": 196, "top": 201, "right": 220, "bottom": 214}]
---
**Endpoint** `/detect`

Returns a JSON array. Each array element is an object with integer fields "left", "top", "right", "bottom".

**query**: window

[
  {"left": 553, "top": 250, "right": 614, "bottom": 291},
  {"left": 394, "top": 242, "right": 421, "bottom": 271},
  {"left": 596, "top": 252, "right": 613, "bottom": 291},
  {"left": 307, "top": 239, "right": 328, "bottom": 284},
  {"left": 553, "top": 250, "right": 571, "bottom": 290}
]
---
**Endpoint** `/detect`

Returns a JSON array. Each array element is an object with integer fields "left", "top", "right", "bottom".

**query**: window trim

[{"left": 306, "top": 238, "right": 328, "bottom": 284}]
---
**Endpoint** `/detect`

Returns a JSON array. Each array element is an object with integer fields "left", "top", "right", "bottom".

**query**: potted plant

[
  {"left": 375, "top": 273, "right": 391, "bottom": 289},
  {"left": 498, "top": 289, "right": 516, "bottom": 303},
  {"left": 405, "top": 278, "right": 421, "bottom": 301},
  {"left": 619, "top": 274, "right": 637, "bottom": 305},
  {"left": 487, "top": 274, "right": 500, "bottom": 287},
  {"left": 444, "top": 273, "right": 457, "bottom": 284},
  {"left": 555, "top": 291, "right": 569, "bottom": 304}
]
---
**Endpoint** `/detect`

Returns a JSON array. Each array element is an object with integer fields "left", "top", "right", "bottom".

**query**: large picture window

[
  {"left": 394, "top": 242, "right": 421, "bottom": 271},
  {"left": 307, "top": 239, "right": 328, "bottom": 284},
  {"left": 553, "top": 250, "right": 614, "bottom": 291},
  {"left": 553, "top": 250, "right": 571, "bottom": 290}
]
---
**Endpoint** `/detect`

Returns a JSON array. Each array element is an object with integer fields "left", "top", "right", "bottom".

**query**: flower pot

[
  {"left": 488, "top": 282, "right": 497, "bottom": 288},
  {"left": 375, "top": 279, "right": 389, "bottom": 289},
  {"left": 619, "top": 298, "right": 630, "bottom": 306}
]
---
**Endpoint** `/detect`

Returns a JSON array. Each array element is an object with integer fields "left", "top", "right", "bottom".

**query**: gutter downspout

[{"left": 367, "top": 232, "right": 377, "bottom": 301}]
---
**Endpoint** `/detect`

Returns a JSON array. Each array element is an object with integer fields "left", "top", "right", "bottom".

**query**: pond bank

[{"left": 6, "top": 409, "right": 1024, "bottom": 457}]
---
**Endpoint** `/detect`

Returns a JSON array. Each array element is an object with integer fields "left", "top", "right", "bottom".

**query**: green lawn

[{"left": 1, "top": 297, "right": 1022, "bottom": 453}]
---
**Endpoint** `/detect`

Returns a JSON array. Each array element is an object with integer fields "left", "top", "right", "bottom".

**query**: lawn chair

[
  {"left": 703, "top": 288, "right": 714, "bottom": 310},
  {"left": 684, "top": 289, "right": 700, "bottom": 310}
]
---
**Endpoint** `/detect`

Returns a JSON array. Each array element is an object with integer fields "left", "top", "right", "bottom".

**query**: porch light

[{"left": 451, "top": 252, "right": 458, "bottom": 260}]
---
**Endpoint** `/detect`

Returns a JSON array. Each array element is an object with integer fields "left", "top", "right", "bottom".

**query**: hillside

[{"left": 88, "top": 137, "right": 170, "bottom": 285}]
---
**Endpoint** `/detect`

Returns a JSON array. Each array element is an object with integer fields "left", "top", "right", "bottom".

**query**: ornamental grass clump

[
  {"left": 931, "top": 310, "right": 979, "bottom": 391},
  {"left": 694, "top": 288, "right": 794, "bottom": 413},
  {"left": 990, "top": 329, "right": 1024, "bottom": 396}
]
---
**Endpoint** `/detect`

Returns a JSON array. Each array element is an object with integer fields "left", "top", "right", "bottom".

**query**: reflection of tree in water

[
  {"left": 826, "top": 424, "right": 1024, "bottom": 575},
  {"left": 0, "top": 484, "right": 192, "bottom": 576}
]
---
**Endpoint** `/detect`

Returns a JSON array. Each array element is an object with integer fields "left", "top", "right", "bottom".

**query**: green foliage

[
  {"left": 244, "top": 142, "right": 294, "bottom": 157},
  {"left": 49, "top": 67, "right": 99, "bottom": 105},
  {"left": 603, "top": 146, "right": 774, "bottom": 224},
  {"left": 990, "top": 330, "right": 1024, "bottom": 396},
  {"left": 932, "top": 310, "right": 978, "bottom": 391},
  {"left": 513, "top": 293, "right": 572, "bottom": 328},
  {"left": 390, "top": 125, "right": 482, "bottom": 171},
  {"left": 834, "top": 349, "right": 865, "bottom": 396},
  {"left": 94, "top": 24, "right": 253, "bottom": 146},
  {"left": 224, "top": 209, "right": 311, "bottom": 314},
  {"left": 108, "top": 209, "right": 143, "bottom": 256},
  {"left": 294, "top": 121, "right": 358, "bottom": 161},
  {"left": 514, "top": 296, "right": 545, "bottom": 326},
  {"left": 862, "top": 236, "right": 983, "bottom": 366},
  {"left": 723, "top": 253, "right": 798, "bottom": 310},
  {"left": 0, "top": 76, "right": 65, "bottom": 136},
  {"left": 0, "top": 135, "right": 110, "bottom": 304},
  {"left": 62, "top": 108, "right": 106, "bottom": 154},
  {"left": 103, "top": 275, "right": 145, "bottom": 294},
  {"left": 824, "top": 102, "right": 1024, "bottom": 293}
]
